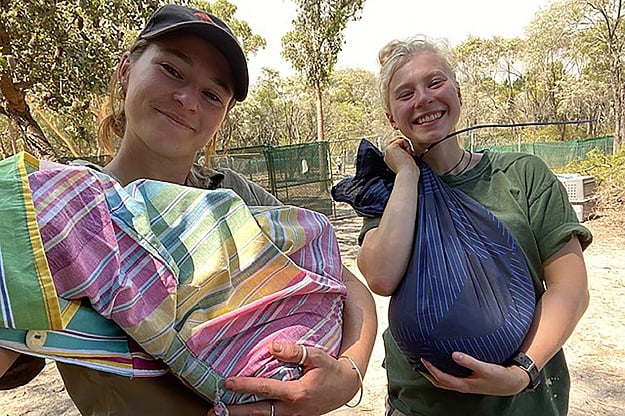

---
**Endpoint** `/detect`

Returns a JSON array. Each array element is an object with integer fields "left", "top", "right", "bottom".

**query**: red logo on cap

[{"left": 194, "top": 12, "right": 214, "bottom": 23}]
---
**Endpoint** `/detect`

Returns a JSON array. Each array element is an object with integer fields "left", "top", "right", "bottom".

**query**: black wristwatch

[{"left": 507, "top": 351, "right": 543, "bottom": 392}]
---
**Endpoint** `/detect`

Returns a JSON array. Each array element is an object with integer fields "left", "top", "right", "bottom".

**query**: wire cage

[{"left": 211, "top": 142, "right": 334, "bottom": 217}]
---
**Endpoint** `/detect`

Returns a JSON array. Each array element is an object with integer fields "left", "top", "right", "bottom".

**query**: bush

[{"left": 558, "top": 148, "right": 625, "bottom": 212}]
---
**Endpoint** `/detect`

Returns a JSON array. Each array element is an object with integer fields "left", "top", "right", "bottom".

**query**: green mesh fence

[
  {"left": 209, "top": 145, "right": 272, "bottom": 190},
  {"left": 467, "top": 136, "right": 614, "bottom": 169},
  {"left": 210, "top": 142, "right": 334, "bottom": 216}
]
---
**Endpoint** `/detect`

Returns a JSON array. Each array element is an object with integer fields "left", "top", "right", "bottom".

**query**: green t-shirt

[{"left": 360, "top": 151, "right": 592, "bottom": 416}]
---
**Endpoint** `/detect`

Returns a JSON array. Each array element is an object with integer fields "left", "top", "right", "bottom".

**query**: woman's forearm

[
  {"left": 522, "top": 236, "right": 590, "bottom": 369},
  {"left": 357, "top": 168, "right": 419, "bottom": 295},
  {"left": 339, "top": 266, "right": 377, "bottom": 377}
]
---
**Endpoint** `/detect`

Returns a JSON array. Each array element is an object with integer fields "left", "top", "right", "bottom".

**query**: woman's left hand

[
  {"left": 217, "top": 341, "right": 360, "bottom": 416},
  {"left": 420, "top": 352, "right": 530, "bottom": 396}
]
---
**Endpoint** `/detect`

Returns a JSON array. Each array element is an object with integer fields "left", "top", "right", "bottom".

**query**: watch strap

[{"left": 507, "top": 351, "right": 543, "bottom": 391}]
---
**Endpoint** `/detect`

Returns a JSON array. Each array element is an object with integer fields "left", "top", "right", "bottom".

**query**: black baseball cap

[{"left": 138, "top": 4, "right": 249, "bottom": 101}]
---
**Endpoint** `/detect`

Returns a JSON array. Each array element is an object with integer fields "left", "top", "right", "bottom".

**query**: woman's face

[
  {"left": 119, "top": 33, "right": 235, "bottom": 161},
  {"left": 386, "top": 51, "right": 462, "bottom": 149}
]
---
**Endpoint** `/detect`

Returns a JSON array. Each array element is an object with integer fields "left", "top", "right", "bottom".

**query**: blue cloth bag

[{"left": 332, "top": 139, "right": 535, "bottom": 376}]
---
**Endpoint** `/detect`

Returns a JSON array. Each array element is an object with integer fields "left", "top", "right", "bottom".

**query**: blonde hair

[
  {"left": 378, "top": 35, "right": 457, "bottom": 114},
  {"left": 97, "top": 40, "right": 150, "bottom": 155}
]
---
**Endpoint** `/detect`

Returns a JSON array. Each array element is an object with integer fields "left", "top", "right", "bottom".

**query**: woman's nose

[
  {"left": 173, "top": 86, "right": 200, "bottom": 111},
  {"left": 413, "top": 88, "right": 432, "bottom": 107}
]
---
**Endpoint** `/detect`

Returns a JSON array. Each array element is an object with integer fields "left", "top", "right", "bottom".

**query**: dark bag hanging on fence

[{"left": 332, "top": 139, "right": 536, "bottom": 376}]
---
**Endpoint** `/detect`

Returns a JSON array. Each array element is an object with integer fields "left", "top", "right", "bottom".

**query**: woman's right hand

[
  {"left": 358, "top": 137, "right": 420, "bottom": 295},
  {"left": 218, "top": 342, "right": 362, "bottom": 416},
  {"left": 383, "top": 137, "right": 419, "bottom": 175}
]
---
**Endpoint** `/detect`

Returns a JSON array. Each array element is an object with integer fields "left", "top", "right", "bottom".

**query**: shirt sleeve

[
  {"left": 358, "top": 216, "right": 381, "bottom": 246},
  {"left": 525, "top": 156, "right": 593, "bottom": 260},
  {"left": 218, "top": 168, "right": 282, "bottom": 207}
]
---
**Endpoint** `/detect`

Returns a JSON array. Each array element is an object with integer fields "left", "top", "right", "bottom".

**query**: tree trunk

[
  {"left": 610, "top": 64, "right": 624, "bottom": 154},
  {"left": 615, "top": 83, "right": 624, "bottom": 153},
  {"left": 0, "top": 10, "right": 57, "bottom": 160},
  {"left": 0, "top": 77, "right": 57, "bottom": 160},
  {"left": 314, "top": 80, "right": 325, "bottom": 142}
]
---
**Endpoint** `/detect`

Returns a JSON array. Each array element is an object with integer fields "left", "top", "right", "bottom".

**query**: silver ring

[
  {"left": 298, "top": 345, "right": 308, "bottom": 366},
  {"left": 269, "top": 400, "right": 275, "bottom": 416}
]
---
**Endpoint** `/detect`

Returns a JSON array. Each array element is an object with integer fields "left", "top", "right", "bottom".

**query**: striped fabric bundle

[{"left": 0, "top": 152, "right": 346, "bottom": 404}]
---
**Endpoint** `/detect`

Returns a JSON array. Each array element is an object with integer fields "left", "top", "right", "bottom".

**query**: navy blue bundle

[{"left": 332, "top": 139, "right": 535, "bottom": 376}]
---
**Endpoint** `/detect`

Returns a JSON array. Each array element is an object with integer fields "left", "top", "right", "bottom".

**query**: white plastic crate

[
  {"left": 571, "top": 199, "right": 596, "bottom": 222},
  {"left": 556, "top": 174, "right": 596, "bottom": 202}
]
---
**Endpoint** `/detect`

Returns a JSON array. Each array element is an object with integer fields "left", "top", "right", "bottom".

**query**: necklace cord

[
  {"left": 456, "top": 150, "right": 473, "bottom": 176},
  {"left": 441, "top": 150, "right": 466, "bottom": 176}
]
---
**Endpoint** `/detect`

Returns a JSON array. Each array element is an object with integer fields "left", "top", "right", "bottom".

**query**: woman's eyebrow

[
  {"left": 158, "top": 47, "right": 233, "bottom": 94},
  {"left": 160, "top": 47, "right": 193, "bottom": 65}
]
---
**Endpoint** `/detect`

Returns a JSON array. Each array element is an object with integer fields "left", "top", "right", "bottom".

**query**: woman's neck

[
  {"left": 104, "top": 150, "right": 193, "bottom": 186},
  {"left": 417, "top": 140, "right": 460, "bottom": 173}
]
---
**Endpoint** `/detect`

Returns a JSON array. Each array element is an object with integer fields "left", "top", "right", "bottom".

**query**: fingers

[
  {"left": 420, "top": 357, "right": 468, "bottom": 392},
  {"left": 223, "top": 375, "right": 302, "bottom": 401},
  {"left": 451, "top": 352, "right": 481, "bottom": 371},
  {"left": 269, "top": 341, "right": 312, "bottom": 367},
  {"left": 222, "top": 342, "right": 311, "bottom": 401},
  {"left": 219, "top": 342, "right": 338, "bottom": 416},
  {"left": 385, "top": 137, "right": 415, "bottom": 154}
]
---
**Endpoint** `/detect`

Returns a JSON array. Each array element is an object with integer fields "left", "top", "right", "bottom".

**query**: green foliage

[
  {"left": 2, "top": 1, "right": 159, "bottom": 148},
  {"left": 281, "top": 0, "right": 365, "bottom": 88},
  {"left": 3, "top": 0, "right": 624, "bottom": 166},
  {"left": 221, "top": 67, "right": 386, "bottom": 160},
  {"left": 455, "top": 36, "right": 526, "bottom": 130},
  {"left": 560, "top": 148, "right": 625, "bottom": 210},
  {"left": 325, "top": 68, "right": 386, "bottom": 144},
  {"left": 0, "top": 0, "right": 265, "bottom": 158},
  {"left": 280, "top": 0, "right": 365, "bottom": 142},
  {"left": 221, "top": 68, "right": 317, "bottom": 147}
]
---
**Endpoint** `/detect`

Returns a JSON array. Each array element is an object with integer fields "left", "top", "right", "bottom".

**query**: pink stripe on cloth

[
  {"left": 292, "top": 206, "right": 343, "bottom": 286},
  {"left": 31, "top": 170, "right": 122, "bottom": 299},
  {"left": 185, "top": 206, "right": 346, "bottom": 379},
  {"left": 30, "top": 170, "right": 176, "bottom": 327}
]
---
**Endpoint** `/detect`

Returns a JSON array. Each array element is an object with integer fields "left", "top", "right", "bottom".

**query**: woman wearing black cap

[{"left": 0, "top": 4, "right": 376, "bottom": 416}]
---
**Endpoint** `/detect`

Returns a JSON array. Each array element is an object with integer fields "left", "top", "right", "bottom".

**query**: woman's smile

[
  {"left": 156, "top": 108, "right": 196, "bottom": 132},
  {"left": 414, "top": 111, "right": 444, "bottom": 125}
]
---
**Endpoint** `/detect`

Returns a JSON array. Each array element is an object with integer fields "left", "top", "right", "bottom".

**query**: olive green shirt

[{"left": 361, "top": 151, "right": 592, "bottom": 416}]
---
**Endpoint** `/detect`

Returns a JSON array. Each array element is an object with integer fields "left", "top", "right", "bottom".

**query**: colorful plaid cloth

[{"left": 0, "top": 152, "right": 346, "bottom": 404}]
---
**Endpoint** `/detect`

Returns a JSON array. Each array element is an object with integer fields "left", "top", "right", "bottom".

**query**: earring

[{"left": 117, "top": 80, "right": 126, "bottom": 98}]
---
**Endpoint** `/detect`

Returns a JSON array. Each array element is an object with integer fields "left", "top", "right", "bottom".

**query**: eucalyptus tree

[
  {"left": 522, "top": 1, "right": 593, "bottom": 140},
  {"left": 0, "top": 0, "right": 159, "bottom": 159},
  {"left": 281, "top": 0, "right": 365, "bottom": 143},
  {"left": 454, "top": 36, "right": 525, "bottom": 145},
  {"left": 220, "top": 68, "right": 316, "bottom": 148},
  {"left": 522, "top": 0, "right": 623, "bottom": 146},
  {"left": 577, "top": 0, "right": 625, "bottom": 151},
  {"left": 324, "top": 68, "right": 385, "bottom": 159}
]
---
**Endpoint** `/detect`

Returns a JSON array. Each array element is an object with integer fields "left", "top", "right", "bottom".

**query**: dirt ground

[{"left": 1, "top": 206, "right": 624, "bottom": 416}]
